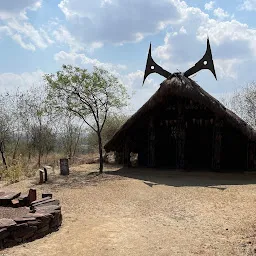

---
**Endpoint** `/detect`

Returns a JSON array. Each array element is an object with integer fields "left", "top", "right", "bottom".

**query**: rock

[
  {"left": 12, "top": 226, "right": 37, "bottom": 239},
  {"left": 14, "top": 217, "right": 36, "bottom": 223},
  {"left": 26, "top": 219, "right": 42, "bottom": 227},
  {"left": 21, "top": 227, "right": 37, "bottom": 241},
  {"left": 35, "top": 205, "right": 61, "bottom": 214},
  {"left": 8, "top": 223, "right": 27, "bottom": 232},
  {"left": 11, "top": 199, "right": 20, "bottom": 208},
  {"left": 18, "top": 194, "right": 29, "bottom": 207},
  {"left": 0, "top": 219, "right": 16, "bottom": 229},
  {"left": 3, "top": 238, "right": 17, "bottom": 248},
  {"left": 0, "top": 192, "right": 21, "bottom": 206},
  {"left": 0, "top": 228, "right": 10, "bottom": 240},
  {"left": 0, "top": 192, "right": 21, "bottom": 200}
]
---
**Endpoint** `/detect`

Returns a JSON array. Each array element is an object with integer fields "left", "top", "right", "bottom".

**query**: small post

[
  {"left": 28, "top": 188, "right": 37, "bottom": 204},
  {"left": 39, "top": 169, "right": 44, "bottom": 184},
  {"left": 43, "top": 167, "right": 48, "bottom": 182},
  {"left": 60, "top": 158, "right": 69, "bottom": 175}
]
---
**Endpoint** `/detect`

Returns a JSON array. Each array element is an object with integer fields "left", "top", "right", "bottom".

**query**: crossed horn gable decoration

[{"left": 142, "top": 37, "right": 217, "bottom": 85}]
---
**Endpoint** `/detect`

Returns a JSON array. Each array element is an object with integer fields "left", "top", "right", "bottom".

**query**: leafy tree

[
  {"left": 44, "top": 65, "right": 129, "bottom": 173},
  {"left": 86, "top": 113, "right": 128, "bottom": 152}
]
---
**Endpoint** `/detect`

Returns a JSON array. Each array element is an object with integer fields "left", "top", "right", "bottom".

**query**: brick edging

[{"left": 0, "top": 200, "right": 62, "bottom": 249}]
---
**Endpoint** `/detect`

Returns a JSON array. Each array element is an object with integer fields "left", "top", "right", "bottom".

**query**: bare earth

[{"left": 1, "top": 164, "right": 256, "bottom": 256}]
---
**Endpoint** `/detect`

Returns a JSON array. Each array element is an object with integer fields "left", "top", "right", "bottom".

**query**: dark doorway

[
  {"left": 155, "top": 121, "right": 177, "bottom": 168},
  {"left": 221, "top": 125, "right": 247, "bottom": 170},
  {"left": 185, "top": 120, "right": 213, "bottom": 169}
]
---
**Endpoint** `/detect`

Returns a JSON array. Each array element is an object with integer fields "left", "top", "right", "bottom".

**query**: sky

[{"left": 0, "top": 0, "right": 256, "bottom": 114}]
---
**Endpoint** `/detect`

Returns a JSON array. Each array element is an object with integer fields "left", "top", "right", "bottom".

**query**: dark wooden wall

[{"left": 121, "top": 96, "right": 255, "bottom": 171}]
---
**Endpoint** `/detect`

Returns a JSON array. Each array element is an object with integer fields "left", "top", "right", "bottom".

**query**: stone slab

[
  {"left": 0, "top": 219, "right": 16, "bottom": 229},
  {"left": 0, "top": 192, "right": 21, "bottom": 200}
]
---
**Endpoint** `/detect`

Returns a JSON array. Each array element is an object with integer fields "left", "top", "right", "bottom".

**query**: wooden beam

[
  {"left": 148, "top": 117, "right": 156, "bottom": 167},
  {"left": 176, "top": 101, "right": 185, "bottom": 169},
  {"left": 212, "top": 119, "right": 223, "bottom": 170}
]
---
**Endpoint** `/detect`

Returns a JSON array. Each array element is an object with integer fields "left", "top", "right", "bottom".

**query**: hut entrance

[
  {"left": 185, "top": 119, "right": 213, "bottom": 169},
  {"left": 155, "top": 120, "right": 177, "bottom": 168}
]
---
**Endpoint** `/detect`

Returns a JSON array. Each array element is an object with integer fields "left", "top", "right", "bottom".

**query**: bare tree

[{"left": 221, "top": 81, "right": 256, "bottom": 129}]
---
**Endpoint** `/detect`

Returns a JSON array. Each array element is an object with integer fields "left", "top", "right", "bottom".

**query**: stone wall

[{"left": 0, "top": 199, "right": 62, "bottom": 249}]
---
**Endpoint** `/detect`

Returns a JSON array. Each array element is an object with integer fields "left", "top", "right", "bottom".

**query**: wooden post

[
  {"left": 39, "top": 169, "right": 44, "bottom": 184},
  {"left": 247, "top": 141, "right": 256, "bottom": 171},
  {"left": 43, "top": 167, "right": 48, "bottom": 182},
  {"left": 28, "top": 189, "right": 36, "bottom": 204},
  {"left": 212, "top": 119, "right": 223, "bottom": 170},
  {"left": 60, "top": 158, "right": 69, "bottom": 175},
  {"left": 115, "top": 151, "right": 124, "bottom": 164},
  {"left": 123, "top": 139, "right": 131, "bottom": 167},
  {"left": 176, "top": 101, "right": 185, "bottom": 169},
  {"left": 148, "top": 117, "right": 156, "bottom": 167}
]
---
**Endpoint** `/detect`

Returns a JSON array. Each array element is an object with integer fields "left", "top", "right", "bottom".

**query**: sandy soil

[{"left": 0, "top": 165, "right": 256, "bottom": 256}]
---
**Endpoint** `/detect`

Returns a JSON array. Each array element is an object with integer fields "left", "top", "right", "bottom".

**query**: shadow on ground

[
  {"left": 104, "top": 167, "right": 256, "bottom": 190},
  {"left": 31, "top": 166, "right": 256, "bottom": 191}
]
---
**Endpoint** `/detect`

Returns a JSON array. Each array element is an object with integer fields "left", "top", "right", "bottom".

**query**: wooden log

[
  {"left": 148, "top": 117, "right": 156, "bottom": 168},
  {"left": 212, "top": 119, "right": 223, "bottom": 170}
]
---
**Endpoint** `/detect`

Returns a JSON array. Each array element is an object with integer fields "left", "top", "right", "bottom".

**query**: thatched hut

[{"left": 104, "top": 75, "right": 256, "bottom": 171}]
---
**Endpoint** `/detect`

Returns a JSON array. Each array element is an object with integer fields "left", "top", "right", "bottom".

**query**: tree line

[
  {"left": 0, "top": 63, "right": 255, "bottom": 176},
  {"left": 0, "top": 65, "right": 129, "bottom": 175}
]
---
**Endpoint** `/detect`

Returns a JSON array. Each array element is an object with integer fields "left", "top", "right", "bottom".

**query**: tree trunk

[
  {"left": 97, "top": 132, "right": 103, "bottom": 174},
  {"left": 12, "top": 137, "right": 20, "bottom": 160},
  {"left": 0, "top": 142, "right": 7, "bottom": 169}
]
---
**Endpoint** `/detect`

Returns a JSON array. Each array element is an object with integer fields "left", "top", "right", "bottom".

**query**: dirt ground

[{"left": 1, "top": 164, "right": 256, "bottom": 256}]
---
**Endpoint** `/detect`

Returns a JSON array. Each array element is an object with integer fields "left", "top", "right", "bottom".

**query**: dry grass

[{"left": 0, "top": 165, "right": 256, "bottom": 256}]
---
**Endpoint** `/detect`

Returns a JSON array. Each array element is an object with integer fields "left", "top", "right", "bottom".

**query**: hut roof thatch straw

[{"left": 104, "top": 75, "right": 256, "bottom": 152}]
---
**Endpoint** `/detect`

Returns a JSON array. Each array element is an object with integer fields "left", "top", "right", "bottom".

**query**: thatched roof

[{"left": 105, "top": 74, "right": 256, "bottom": 152}]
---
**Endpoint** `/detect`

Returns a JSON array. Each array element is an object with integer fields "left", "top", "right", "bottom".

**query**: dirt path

[{"left": 1, "top": 165, "right": 256, "bottom": 255}]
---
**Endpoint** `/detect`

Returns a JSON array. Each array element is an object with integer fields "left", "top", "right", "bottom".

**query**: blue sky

[{"left": 0, "top": 0, "right": 256, "bottom": 113}]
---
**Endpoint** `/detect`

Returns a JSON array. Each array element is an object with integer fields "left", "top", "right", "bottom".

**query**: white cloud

[
  {"left": 205, "top": 1, "right": 215, "bottom": 10},
  {"left": 214, "top": 58, "right": 242, "bottom": 79},
  {"left": 0, "top": 0, "right": 54, "bottom": 51},
  {"left": 58, "top": 0, "right": 182, "bottom": 44},
  {"left": 53, "top": 25, "right": 83, "bottom": 52},
  {"left": 179, "top": 26, "right": 187, "bottom": 34},
  {"left": 7, "top": 19, "right": 49, "bottom": 49},
  {"left": 213, "top": 8, "right": 229, "bottom": 19},
  {"left": 54, "top": 51, "right": 127, "bottom": 75},
  {"left": 0, "top": 70, "right": 44, "bottom": 92},
  {"left": 149, "top": 1, "right": 256, "bottom": 83},
  {"left": 240, "top": 0, "right": 256, "bottom": 11},
  {"left": 11, "top": 34, "right": 36, "bottom": 51},
  {"left": 0, "top": 0, "right": 42, "bottom": 20}
]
